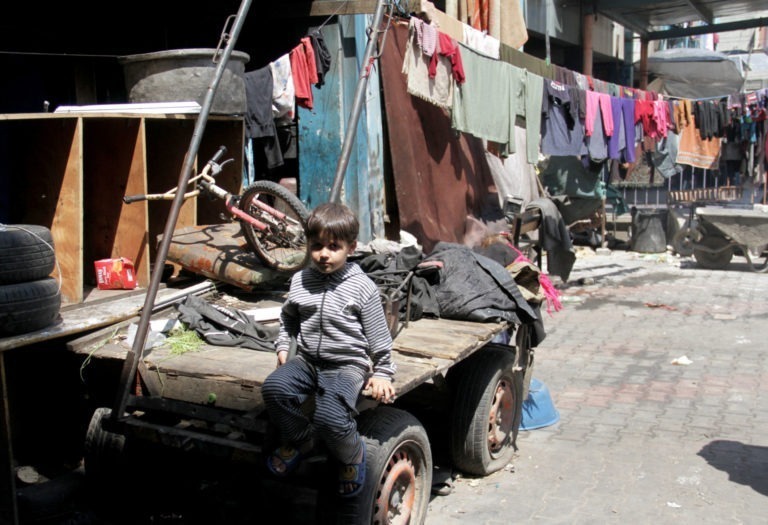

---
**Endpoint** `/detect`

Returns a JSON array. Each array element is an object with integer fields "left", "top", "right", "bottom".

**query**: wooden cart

[{"left": 67, "top": 227, "right": 537, "bottom": 524}]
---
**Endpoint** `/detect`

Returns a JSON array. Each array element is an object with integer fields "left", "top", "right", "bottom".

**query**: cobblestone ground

[{"left": 425, "top": 247, "right": 768, "bottom": 525}]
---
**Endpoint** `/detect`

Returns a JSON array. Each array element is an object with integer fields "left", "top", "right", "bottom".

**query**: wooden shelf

[{"left": 0, "top": 112, "right": 244, "bottom": 305}]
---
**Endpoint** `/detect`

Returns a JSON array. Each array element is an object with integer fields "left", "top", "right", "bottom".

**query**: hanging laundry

[
  {"left": 413, "top": 16, "right": 438, "bottom": 56},
  {"left": 677, "top": 115, "right": 721, "bottom": 169},
  {"left": 540, "top": 80, "right": 584, "bottom": 157},
  {"left": 243, "top": 66, "right": 283, "bottom": 169},
  {"left": 308, "top": 27, "right": 332, "bottom": 87},
  {"left": 606, "top": 95, "right": 625, "bottom": 161},
  {"left": 463, "top": 23, "right": 500, "bottom": 59},
  {"left": 430, "top": 32, "right": 466, "bottom": 84},
  {"left": 270, "top": 54, "right": 295, "bottom": 125},
  {"left": 402, "top": 18, "right": 455, "bottom": 109},
  {"left": 290, "top": 37, "right": 318, "bottom": 110},
  {"left": 620, "top": 97, "right": 637, "bottom": 163},
  {"left": 452, "top": 42, "right": 520, "bottom": 154}
]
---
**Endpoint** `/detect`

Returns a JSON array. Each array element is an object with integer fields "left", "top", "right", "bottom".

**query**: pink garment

[
  {"left": 652, "top": 99, "right": 668, "bottom": 138},
  {"left": 413, "top": 17, "right": 438, "bottom": 56},
  {"left": 584, "top": 91, "right": 614, "bottom": 137},
  {"left": 429, "top": 32, "right": 466, "bottom": 84}
]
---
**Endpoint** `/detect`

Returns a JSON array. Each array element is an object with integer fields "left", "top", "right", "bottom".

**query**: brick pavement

[{"left": 425, "top": 247, "right": 768, "bottom": 524}]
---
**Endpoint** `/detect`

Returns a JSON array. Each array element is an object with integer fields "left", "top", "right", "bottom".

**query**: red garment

[
  {"left": 289, "top": 39, "right": 316, "bottom": 110},
  {"left": 428, "top": 32, "right": 466, "bottom": 84},
  {"left": 301, "top": 37, "right": 319, "bottom": 85},
  {"left": 635, "top": 99, "right": 663, "bottom": 138}
]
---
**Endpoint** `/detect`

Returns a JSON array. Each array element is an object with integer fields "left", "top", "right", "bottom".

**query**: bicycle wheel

[{"left": 238, "top": 181, "right": 310, "bottom": 272}]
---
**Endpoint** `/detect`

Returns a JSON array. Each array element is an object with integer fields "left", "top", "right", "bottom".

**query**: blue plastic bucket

[{"left": 520, "top": 378, "right": 560, "bottom": 430}]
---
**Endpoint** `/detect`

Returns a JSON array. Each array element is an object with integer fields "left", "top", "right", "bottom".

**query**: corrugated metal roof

[{"left": 582, "top": 0, "right": 768, "bottom": 39}]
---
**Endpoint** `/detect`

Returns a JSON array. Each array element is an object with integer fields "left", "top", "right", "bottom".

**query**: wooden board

[
  {"left": 1, "top": 281, "right": 216, "bottom": 352},
  {"left": 67, "top": 308, "right": 509, "bottom": 413}
]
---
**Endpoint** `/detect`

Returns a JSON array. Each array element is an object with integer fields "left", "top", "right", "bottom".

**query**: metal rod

[
  {"left": 329, "top": 0, "right": 389, "bottom": 203},
  {"left": 0, "top": 355, "right": 18, "bottom": 525},
  {"left": 112, "top": 0, "right": 253, "bottom": 419}
]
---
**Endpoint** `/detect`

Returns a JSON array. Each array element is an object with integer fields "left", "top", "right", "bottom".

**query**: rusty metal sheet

[
  {"left": 379, "top": 21, "right": 504, "bottom": 254},
  {"left": 163, "top": 223, "right": 288, "bottom": 290}
]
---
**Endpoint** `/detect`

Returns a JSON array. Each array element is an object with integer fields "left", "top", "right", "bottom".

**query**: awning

[{"left": 645, "top": 48, "right": 745, "bottom": 98}]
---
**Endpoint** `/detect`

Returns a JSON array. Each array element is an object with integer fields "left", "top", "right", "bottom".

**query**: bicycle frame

[
  {"left": 125, "top": 150, "right": 278, "bottom": 232},
  {"left": 124, "top": 145, "right": 310, "bottom": 274}
]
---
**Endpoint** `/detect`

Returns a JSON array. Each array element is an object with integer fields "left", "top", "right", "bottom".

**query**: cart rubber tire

[
  {"left": 319, "top": 406, "right": 432, "bottom": 525},
  {"left": 0, "top": 224, "right": 56, "bottom": 284},
  {"left": 0, "top": 278, "right": 61, "bottom": 335},
  {"left": 238, "top": 180, "right": 309, "bottom": 273},
  {"left": 693, "top": 235, "right": 733, "bottom": 270},
  {"left": 83, "top": 407, "right": 127, "bottom": 493},
  {"left": 672, "top": 224, "right": 700, "bottom": 258},
  {"left": 449, "top": 345, "right": 520, "bottom": 476}
]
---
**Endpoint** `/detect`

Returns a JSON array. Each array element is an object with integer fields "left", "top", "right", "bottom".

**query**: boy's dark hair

[{"left": 307, "top": 202, "right": 359, "bottom": 243}]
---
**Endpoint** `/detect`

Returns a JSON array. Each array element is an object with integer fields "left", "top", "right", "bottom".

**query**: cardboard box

[{"left": 94, "top": 257, "right": 138, "bottom": 290}]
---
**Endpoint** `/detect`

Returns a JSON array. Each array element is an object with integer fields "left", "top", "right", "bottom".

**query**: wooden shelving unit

[{"left": 0, "top": 112, "right": 244, "bottom": 305}]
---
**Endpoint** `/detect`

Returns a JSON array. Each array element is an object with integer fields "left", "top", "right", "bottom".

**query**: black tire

[
  {"left": 0, "top": 278, "right": 61, "bottom": 336},
  {"left": 83, "top": 408, "right": 126, "bottom": 490},
  {"left": 320, "top": 407, "right": 433, "bottom": 525},
  {"left": 449, "top": 345, "right": 521, "bottom": 476},
  {"left": 0, "top": 224, "right": 56, "bottom": 284},
  {"left": 238, "top": 181, "right": 309, "bottom": 272},
  {"left": 672, "top": 223, "right": 699, "bottom": 258},
  {"left": 693, "top": 234, "right": 733, "bottom": 270}
]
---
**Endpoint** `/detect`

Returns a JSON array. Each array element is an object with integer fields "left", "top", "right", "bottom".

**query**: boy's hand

[
  {"left": 276, "top": 350, "right": 289, "bottom": 367},
  {"left": 365, "top": 377, "right": 396, "bottom": 404}
]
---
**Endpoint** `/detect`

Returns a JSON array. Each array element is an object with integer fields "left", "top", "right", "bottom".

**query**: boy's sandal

[
  {"left": 338, "top": 442, "right": 367, "bottom": 498},
  {"left": 266, "top": 445, "right": 305, "bottom": 477}
]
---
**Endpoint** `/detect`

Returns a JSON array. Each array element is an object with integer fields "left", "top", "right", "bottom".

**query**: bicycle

[{"left": 124, "top": 146, "right": 310, "bottom": 272}]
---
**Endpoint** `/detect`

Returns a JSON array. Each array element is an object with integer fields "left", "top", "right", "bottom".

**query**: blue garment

[
  {"left": 262, "top": 355, "right": 366, "bottom": 464},
  {"left": 607, "top": 96, "right": 624, "bottom": 160},
  {"left": 540, "top": 80, "right": 584, "bottom": 157},
  {"left": 621, "top": 97, "right": 637, "bottom": 163}
]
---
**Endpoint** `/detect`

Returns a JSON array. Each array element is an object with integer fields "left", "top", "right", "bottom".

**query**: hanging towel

[
  {"left": 403, "top": 18, "right": 454, "bottom": 109},
  {"left": 270, "top": 54, "right": 295, "bottom": 125}
]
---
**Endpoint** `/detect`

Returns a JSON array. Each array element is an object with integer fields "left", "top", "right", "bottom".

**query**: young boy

[{"left": 261, "top": 202, "right": 396, "bottom": 498}]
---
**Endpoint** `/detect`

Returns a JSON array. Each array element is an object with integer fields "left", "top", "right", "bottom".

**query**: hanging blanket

[{"left": 424, "top": 242, "right": 545, "bottom": 345}]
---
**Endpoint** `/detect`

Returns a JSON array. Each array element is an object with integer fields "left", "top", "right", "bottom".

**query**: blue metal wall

[{"left": 298, "top": 15, "right": 386, "bottom": 244}]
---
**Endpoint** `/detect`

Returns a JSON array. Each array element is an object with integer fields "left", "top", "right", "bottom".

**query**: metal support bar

[
  {"left": 112, "top": 0, "right": 253, "bottom": 421},
  {"left": 1, "top": 354, "right": 18, "bottom": 525}
]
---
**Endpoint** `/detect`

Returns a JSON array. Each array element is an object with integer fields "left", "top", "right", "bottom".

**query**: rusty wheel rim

[
  {"left": 372, "top": 445, "right": 418, "bottom": 525},
  {"left": 487, "top": 378, "right": 514, "bottom": 457}
]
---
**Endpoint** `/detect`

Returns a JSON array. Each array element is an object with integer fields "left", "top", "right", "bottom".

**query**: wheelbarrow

[{"left": 689, "top": 205, "right": 768, "bottom": 272}]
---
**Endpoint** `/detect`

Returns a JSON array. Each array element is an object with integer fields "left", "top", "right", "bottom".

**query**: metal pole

[
  {"left": 545, "top": 0, "right": 551, "bottom": 65},
  {"left": 1, "top": 355, "right": 18, "bottom": 525},
  {"left": 329, "top": 0, "right": 389, "bottom": 203},
  {"left": 112, "top": 0, "right": 253, "bottom": 419}
]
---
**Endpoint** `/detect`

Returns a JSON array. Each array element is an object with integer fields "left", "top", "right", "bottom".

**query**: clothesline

[{"left": 401, "top": 13, "right": 768, "bottom": 174}]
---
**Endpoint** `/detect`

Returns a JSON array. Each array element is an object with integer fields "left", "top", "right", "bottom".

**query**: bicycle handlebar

[
  {"left": 123, "top": 194, "right": 146, "bottom": 204},
  {"left": 123, "top": 146, "right": 230, "bottom": 205},
  {"left": 210, "top": 145, "right": 227, "bottom": 165}
]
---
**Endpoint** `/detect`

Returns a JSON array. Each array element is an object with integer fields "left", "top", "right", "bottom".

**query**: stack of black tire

[{"left": 0, "top": 224, "right": 62, "bottom": 337}]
